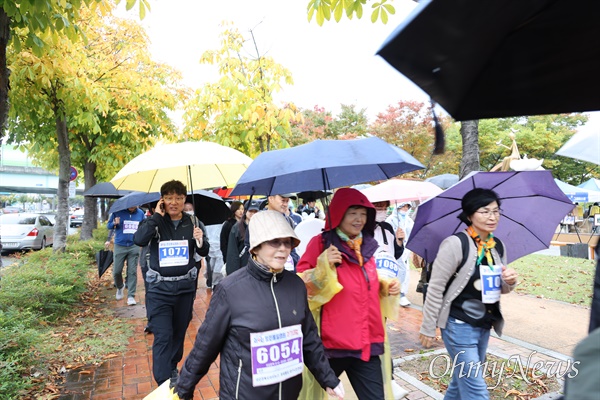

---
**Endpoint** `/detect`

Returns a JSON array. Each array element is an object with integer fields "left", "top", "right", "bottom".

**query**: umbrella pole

[{"left": 187, "top": 165, "right": 202, "bottom": 249}]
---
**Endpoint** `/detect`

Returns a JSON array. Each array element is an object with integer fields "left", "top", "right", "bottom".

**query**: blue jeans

[{"left": 440, "top": 317, "right": 490, "bottom": 400}]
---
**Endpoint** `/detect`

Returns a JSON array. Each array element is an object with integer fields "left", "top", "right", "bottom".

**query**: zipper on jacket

[
  {"left": 361, "top": 266, "right": 371, "bottom": 291},
  {"left": 235, "top": 359, "right": 242, "bottom": 399},
  {"left": 270, "top": 274, "right": 283, "bottom": 400}
]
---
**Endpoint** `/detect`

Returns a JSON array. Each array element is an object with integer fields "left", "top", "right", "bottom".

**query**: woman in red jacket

[{"left": 297, "top": 188, "right": 400, "bottom": 399}]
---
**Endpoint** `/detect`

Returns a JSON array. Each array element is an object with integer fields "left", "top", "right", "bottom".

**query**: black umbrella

[
  {"left": 83, "top": 182, "right": 133, "bottom": 198},
  {"left": 377, "top": 0, "right": 600, "bottom": 121},
  {"left": 297, "top": 191, "right": 332, "bottom": 201},
  {"left": 186, "top": 190, "right": 230, "bottom": 226},
  {"left": 96, "top": 248, "right": 113, "bottom": 278}
]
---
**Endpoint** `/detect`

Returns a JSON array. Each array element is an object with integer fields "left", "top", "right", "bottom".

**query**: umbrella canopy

[
  {"left": 361, "top": 179, "right": 442, "bottom": 204},
  {"left": 377, "top": 0, "right": 600, "bottom": 121},
  {"left": 297, "top": 191, "right": 332, "bottom": 201},
  {"left": 96, "top": 249, "right": 114, "bottom": 278},
  {"left": 556, "top": 130, "right": 600, "bottom": 165},
  {"left": 424, "top": 173, "right": 459, "bottom": 189},
  {"left": 579, "top": 178, "right": 600, "bottom": 192},
  {"left": 186, "top": 190, "right": 230, "bottom": 226},
  {"left": 83, "top": 182, "right": 132, "bottom": 198},
  {"left": 108, "top": 191, "right": 161, "bottom": 215},
  {"left": 407, "top": 171, "right": 574, "bottom": 264},
  {"left": 111, "top": 141, "right": 253, "bottom": 193},
  {"left": 108, "top": 190, "right": 229, "bottom": 226},
  {"left": 554, "top": 179, "right": 600, "bottom": 203},
  {"left": 230, "top": 137, "right": 424, "bottom": 196}
]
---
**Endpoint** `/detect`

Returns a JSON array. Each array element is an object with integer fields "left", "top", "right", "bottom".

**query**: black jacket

[
  {"left": 176, "top": 258, "right": 340, "bottom": 400},
  {"left": 134, "top": 212, "right": 209, "bottom": 296},
  {"left": 220, "top": 218, "right": 237, "bottom": 262},
  {"left": 226, "top": 222, "right": 249, "bottom": 275}
]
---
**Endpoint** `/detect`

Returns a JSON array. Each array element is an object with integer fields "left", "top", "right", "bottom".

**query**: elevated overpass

[{"left": 0, "top": 144, "right": 84, "bottom": 195}]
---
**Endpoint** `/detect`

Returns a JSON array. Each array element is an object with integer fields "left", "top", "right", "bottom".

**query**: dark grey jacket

[
  {"left": 176, "top": 258, "right": 340, "bottom": 400},
  {"left": 134, "top": 212, "right": 209, "bottom": 295}
]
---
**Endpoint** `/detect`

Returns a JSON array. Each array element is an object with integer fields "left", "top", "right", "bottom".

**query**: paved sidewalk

[{"left": 59, "top": 268, "right": 581, "bottom": 399}]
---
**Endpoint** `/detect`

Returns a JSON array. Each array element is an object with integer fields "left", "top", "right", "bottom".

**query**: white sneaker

[
  {"left": 127, "top": 297, "right": 136, "bottom": 306},
  {"left": 391, "top": 380, "right": 409, "bottom": 400},
  {"left": 399, "top": 295, "right": 411, "bottom": 307},
  {"left": 116, "top": 287, "right": 124, "bottom": 300}
]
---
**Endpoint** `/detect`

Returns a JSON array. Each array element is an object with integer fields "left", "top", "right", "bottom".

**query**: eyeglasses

[
  {"left": 163, "top": 196, "right": 186, "bottom": 203},
  {"left": 265, "top": 238, "right": 293, "bottom": 249},
  {"left": 476, "top": 209, "right": 502, "bottom": 218}
]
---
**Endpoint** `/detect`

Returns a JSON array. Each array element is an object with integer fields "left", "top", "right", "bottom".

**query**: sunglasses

[{"left": 265, "top": 238, "right": 293, "bottom": 249}]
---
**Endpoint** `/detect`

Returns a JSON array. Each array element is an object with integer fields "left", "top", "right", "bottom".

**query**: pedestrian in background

[
  {"left": 225, "top": 199, "right": 260, "bottom": 275},
  {"left": 219, "top": 200, "right": 243, "bottom": 262},
  {"left": 386, "top": 202, "right": 414, "bottom": 307},
  {"left": 106, "top": 205, "right": 145, "bottom": 305}
]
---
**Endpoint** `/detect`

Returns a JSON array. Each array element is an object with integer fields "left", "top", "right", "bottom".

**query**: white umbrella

[
  {"left": 111, "top": 141, "right": 253, "bottom": 193},
  {"left": 360, "top": 179, "right": 442, "bottom": 204},
  {"left": 556, "top": 130, "right": 600, "bottom": 165}
]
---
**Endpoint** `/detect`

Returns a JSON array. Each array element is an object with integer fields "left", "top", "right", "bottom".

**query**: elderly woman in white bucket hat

[{"left": 176, "top": 210, "right": 345, "bottom": 400}]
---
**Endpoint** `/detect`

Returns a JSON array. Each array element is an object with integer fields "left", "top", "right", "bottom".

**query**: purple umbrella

[{"left": 406, "top": 171, "right": 574, "bottom": 264}]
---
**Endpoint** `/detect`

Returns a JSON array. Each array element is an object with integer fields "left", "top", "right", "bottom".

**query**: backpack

[{"left": 421, "top": 231, "right": 504, "bottom": 300}]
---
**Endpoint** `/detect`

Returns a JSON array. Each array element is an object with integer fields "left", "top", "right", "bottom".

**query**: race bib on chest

[
  {"left": 284, "top": 255, "right": 295, "bottom": 272},
  {"left": 122, "top": 220, "right": 139, "bottom": 234},
  {"left": 250, "top": 324, "right": 303, "bottom": 387},
  {"left": 375, "top": 251, "right": 402, "bottom": 280},
  {"left": 158, "top": 240, "right": 189, "bottom": 267},
  {"left": 480, "top": 265, "right": 502, "bottom": 304}
]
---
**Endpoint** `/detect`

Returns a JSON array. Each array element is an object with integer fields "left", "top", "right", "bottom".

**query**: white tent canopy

[{"left": 554, "top": 179, "right": 600, "bottom": 203}]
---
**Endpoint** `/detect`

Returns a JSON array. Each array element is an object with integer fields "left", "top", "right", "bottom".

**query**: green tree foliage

[
  {"left": 369, "top": 100, "right": 459, "bottom": 178},
  {"left": 7, "top": 4, "right": 181, "bottom": 243},
  {"left": 0, "top": 0, "right": 149, "bottom": 132},
  {"left": 183, "top": 24, "right": 302, "bottom": 157},
  {"left": 476, "top": 114, "right": 592, "bottom": 181},
  {"left": 289, "top": 103, "right": 369, "bottom": 146},
  {"left": 307, "top": 0, "right": 396, "bottom": 25}
]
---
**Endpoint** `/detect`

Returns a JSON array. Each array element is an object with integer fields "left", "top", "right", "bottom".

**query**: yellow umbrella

[{"left": 111, "top": 141, "right": 253, "bottom": 192}]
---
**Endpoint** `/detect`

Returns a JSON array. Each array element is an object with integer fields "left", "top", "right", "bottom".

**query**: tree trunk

[
  {"left": 81, "top": 161, "right": 97, "bottom": 240},
  {"left": 459, "top": 120, "right": 480, "bottom": 179},
  {"left": 53, "top": 115, "right": 71, "bottom": 252},
  {"left": 0, "top": 8, "right": 10, "bottom": 134}
]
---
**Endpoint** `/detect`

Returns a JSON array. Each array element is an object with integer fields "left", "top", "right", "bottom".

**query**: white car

[{"left": 0, "top": 213, "right": 54, "bottom": 252}]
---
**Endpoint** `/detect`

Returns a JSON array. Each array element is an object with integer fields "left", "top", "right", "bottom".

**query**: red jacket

[{"left": 297, "top": 188, "right": 385, "bottom": 361}]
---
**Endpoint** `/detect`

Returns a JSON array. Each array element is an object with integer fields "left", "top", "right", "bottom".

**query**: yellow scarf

[
  {"left": 466, "top": 226, "right": 496, "bottom": 267},
  {"left": 336, "top": 228, "right": 364, "bottom": 266}
]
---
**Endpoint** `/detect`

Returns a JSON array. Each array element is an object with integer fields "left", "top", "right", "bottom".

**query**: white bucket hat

[{"left": 249, "top": 210, "right": 300, "bottom": 253}]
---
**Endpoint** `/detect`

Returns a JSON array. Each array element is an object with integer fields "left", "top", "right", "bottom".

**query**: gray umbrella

[{"left": 425, "top": 174, "right": 459, "bottom": 190}]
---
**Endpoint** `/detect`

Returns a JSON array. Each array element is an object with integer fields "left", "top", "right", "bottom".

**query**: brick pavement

[{"left": 59, "top": 271, "right": 568, "bottom": 399}]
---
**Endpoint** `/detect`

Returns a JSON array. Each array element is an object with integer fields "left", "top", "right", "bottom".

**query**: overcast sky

[{"left": 119, "top": 0, "right": 600, "bottom": 133}]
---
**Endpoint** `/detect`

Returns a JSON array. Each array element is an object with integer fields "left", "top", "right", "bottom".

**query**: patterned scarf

[
  {"left": 467, "top": 225, "right": 496, "bottom": 267},
  {"left": 336, "top": 228, "right": 364, "bottom": 266}
]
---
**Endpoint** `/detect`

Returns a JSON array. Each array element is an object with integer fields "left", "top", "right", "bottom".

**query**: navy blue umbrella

[
  {"left": 230, "top": 137, "right": 424, "bottom": 196},
  {"left": 108, "top": 192, "right": 160, "bottom": 214},
  {"left": 108, "top": 190, "right": 230, "bottom": 226}
]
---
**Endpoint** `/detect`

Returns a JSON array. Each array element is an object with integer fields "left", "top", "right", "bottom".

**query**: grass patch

[
  {"left": 399, "top": 352, "right": 563, "bottom": 399},
  {"left": 508, "top": 254, "right": 595, "bottom": 305},
  {"left": 0, "top": 227, "right": 133, "bottom": 398}
]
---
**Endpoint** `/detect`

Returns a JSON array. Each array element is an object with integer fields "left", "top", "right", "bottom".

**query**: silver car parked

[{"left": 0, "top": 213, "right": 54, "bottom": 252}]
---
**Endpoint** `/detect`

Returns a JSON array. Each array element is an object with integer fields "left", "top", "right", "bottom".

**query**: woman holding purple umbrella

[{"left": 419, "top": 188, "right": 518, "bottom": 400}]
